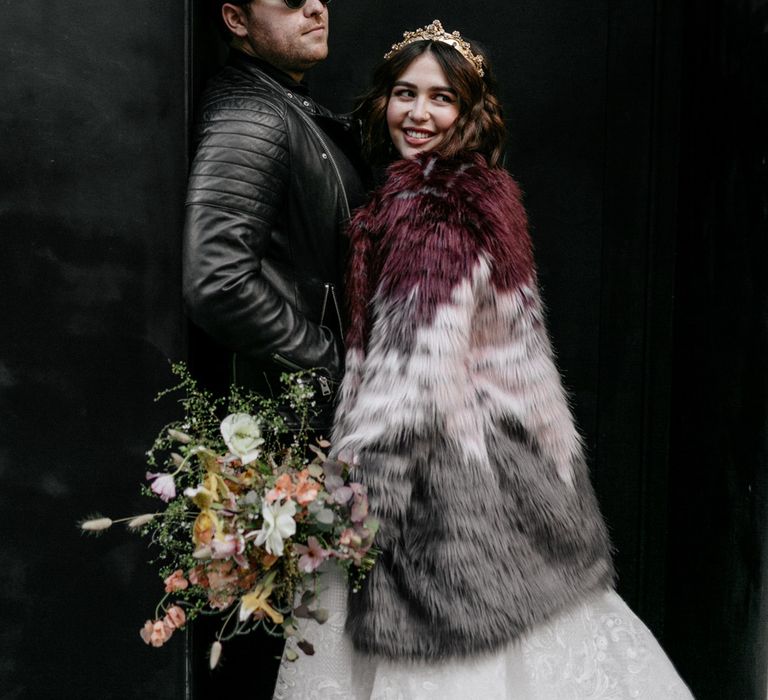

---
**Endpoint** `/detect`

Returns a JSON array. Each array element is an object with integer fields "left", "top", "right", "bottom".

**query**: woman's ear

[{"left": 221, "top": 3, "right": 250, "bottom": 39}]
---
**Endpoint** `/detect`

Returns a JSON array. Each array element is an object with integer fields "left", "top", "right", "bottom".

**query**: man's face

[{"left": 233, "top": 0, "right": 329, "bottom": 79}]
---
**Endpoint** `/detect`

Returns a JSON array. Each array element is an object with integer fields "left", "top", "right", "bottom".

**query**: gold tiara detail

[{"left": 384, "top": 19, "right": 485, "bottom": 77}]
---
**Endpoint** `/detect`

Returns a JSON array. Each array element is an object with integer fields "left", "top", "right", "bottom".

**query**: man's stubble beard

[{"left": 243, "top": 33, "right": 328, "bottom": 76}]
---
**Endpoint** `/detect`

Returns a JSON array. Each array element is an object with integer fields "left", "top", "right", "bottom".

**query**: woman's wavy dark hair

[{"left": 356, "top": 39, "right": 506, "bottom": 168}]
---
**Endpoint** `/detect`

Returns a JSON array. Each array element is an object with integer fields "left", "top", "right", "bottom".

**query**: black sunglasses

[{"left": 282, "top": 0, "right": 330, "bottom": 8}]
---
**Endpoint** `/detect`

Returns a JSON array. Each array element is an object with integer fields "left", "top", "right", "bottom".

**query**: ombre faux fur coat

[{"left": 332, "top": 153, "right": 614, "bottom": 662}]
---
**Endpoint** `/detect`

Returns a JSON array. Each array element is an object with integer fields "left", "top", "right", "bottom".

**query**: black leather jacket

[{"left": 183, "top": 52, "right": 366, "bottom": 427}]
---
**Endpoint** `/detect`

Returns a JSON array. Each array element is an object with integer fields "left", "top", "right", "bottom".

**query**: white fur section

[
  {"left": 334, "top": 256, "right": 581, "bottom": 484},
  {"left": 471, "top": 284, "right": 581, "bottom": 484},
  {"left": 331, "top": 348, "right": 364, "bottom": 455},
  {"left": 334, "top": 261, "right": 490, "bottom": 467}
]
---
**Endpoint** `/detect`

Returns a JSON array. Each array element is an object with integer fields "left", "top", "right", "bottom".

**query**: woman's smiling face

[{"left": 386, "top": 51, "right": 460, "bottom": 159}]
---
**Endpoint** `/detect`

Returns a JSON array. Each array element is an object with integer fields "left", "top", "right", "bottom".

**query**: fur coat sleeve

[{"left": 333, "top": 153, "right": 614, "bottom": 662}]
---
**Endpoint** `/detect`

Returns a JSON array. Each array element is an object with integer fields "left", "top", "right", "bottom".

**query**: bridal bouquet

[{"left": 80, "top": 363, "right": 378, "bottom": 668}]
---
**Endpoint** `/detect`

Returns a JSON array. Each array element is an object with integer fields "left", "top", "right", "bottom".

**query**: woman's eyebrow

[{"left": 392, "top": 80, "right": 457, "bottom": 93}]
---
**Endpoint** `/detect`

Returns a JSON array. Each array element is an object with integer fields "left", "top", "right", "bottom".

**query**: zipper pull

[{"left": 317, "top": 376, "right": 332, "bottom": 398}]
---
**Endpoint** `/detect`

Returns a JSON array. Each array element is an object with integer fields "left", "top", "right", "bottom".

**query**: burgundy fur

[{"left": 345, "top": 154, "right": 535, "bottom": 351}]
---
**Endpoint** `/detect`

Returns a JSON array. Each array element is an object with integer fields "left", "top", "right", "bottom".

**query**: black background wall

[
  {"left": 0, "top": 2, "right": 189, "bottom": 698},
  {"left": 0, "top": 1, "right": 765, "bottom": 699}
]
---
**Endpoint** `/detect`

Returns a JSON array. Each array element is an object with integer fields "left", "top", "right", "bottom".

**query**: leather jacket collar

[{"left": 227, "top": 50, "right": 354, "bottom": 129}]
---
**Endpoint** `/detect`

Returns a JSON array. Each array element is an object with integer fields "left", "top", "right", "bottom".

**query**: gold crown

[{"left": 384, "top": 20, "right": 485, "bottom": 77}]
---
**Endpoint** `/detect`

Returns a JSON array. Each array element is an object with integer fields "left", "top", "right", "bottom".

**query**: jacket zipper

[
  {"left": 250, "top": 70, "right": 351, "bottom": 222},
  {"left": 252, "top": 70, "right": 344, "bottom": 404},
  {"left": 294, "top": 113, "right": 351, "bottom": 222},
  {"left": 272, "top": 353, "right": 304, "bottom": 372},
  {"left": 328, "top": 283, "right": 343, "bottom": 334},
  {"left": 316, "top": 376, "right": 331, "bottom": 397},
  {"left": 271, "top": 353, "right": 332, "bottom": 398},
  {"left": 320, "top": 283, "right": 330, "bottom": 326}
]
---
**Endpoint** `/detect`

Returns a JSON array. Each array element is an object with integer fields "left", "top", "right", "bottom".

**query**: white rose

[{"left": 220, "top": 413, "right": 265, "bottom": 465}]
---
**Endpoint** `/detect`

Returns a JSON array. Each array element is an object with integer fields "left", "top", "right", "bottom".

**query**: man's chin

[{"left": 294, "top": 49, "right": 329, "bottom": 72}]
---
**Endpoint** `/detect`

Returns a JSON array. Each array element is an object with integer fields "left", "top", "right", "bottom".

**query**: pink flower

[
  {"left": 210, "top": 535, "right": 243, "bottom": 560},
  {"left": 295, "top": 536, "right": 329, "bottom": 573},
  {"left": 349, "top": 484, "right": 369, "bottom": 523},
  {"left": 146, "top": 472, "right": 176, "bottom": 502},
  {"left": 139, "top": 620, "right": 154, "bottom": 645},
  {"left": 164, "top": 569, "right": 189, "bottom": 593},
  {"left": 164, "top": 605, "right": 186, "bottom": 630},
  {"left": 351, "top": 497, "right": 369, "bottom": 524},
  {"left": 139, "top": 619, "right": 172, "bottom": 647},
  {"left": 339, "top": 528, "right": 362, "bottom": 549}
]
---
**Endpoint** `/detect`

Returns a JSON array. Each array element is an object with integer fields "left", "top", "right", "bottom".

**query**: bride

[{"left": 274, "top": 20, "right": 695, "bottom": 700}]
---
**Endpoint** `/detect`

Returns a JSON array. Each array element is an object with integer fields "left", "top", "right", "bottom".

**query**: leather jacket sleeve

[{"left": 182, "top": 95, "right": 342, "bottom": 378}]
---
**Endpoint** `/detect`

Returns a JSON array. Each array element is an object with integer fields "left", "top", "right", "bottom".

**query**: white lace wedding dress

[{"left": 272, "top": 568, "right": 694, "bottom": 700}]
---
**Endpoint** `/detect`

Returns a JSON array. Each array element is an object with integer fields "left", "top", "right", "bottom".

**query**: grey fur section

[{"left": 345, "top": 423, "right": 613, "bottom": 661}]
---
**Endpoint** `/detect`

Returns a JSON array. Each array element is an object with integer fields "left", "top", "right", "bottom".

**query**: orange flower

[
  {"left": 207, "top": 561, "right": 237, "bottom": 590},
  {"left": 266, "top": 473, "right": 294, "bottom": 503},
  {"left": 205, "top": 561, "right": 238, "bottom": 609},
  {"left": 164, "top": 569, "right": 189, "bottom": 593},
  {"left": 294, "top": 477, "right": 319, "bottom": 506},
  {"left": 188, "top": 565, "right": 208, "bottom": 587}
]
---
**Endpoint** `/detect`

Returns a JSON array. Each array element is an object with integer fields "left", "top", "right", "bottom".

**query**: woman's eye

[
  {"left": 393, "top": 89, "right": 415, "bottom": 99},
  {"left": 434, "top": 94, "right": 455, "bottom": 104}
]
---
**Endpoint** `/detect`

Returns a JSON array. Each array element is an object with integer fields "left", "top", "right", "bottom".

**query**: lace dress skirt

[{"left": 273, "top": 568, "right": 695, "bottom": 700}]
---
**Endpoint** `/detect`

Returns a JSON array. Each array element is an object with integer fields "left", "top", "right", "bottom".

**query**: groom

[
  {"left": 183, "top": 0, "right": 366, "bottom": 432},
  {"left": 182, "top": 0, "right": 366, "bottom": 695}
]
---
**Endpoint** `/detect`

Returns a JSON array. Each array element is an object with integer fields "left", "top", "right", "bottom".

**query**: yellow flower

[
  {"left": 193, "top": 510, "right": 220, "bottom": 546},
  {"left": 204, "top": 473, "right": 231, "bottom": 502},
  {"left": 239, "top": 572, "right": 284, "bottom": 625},
  {"left": 197, "top": 448, "right": 220, "bottom": 474},
  {"left": 184, "top": 484, "right": 214, "bottom": 510}
]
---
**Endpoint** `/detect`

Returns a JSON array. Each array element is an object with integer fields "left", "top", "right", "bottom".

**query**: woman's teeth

[{"left": 405, "top": 130, "right": 432, "bottom": 139}]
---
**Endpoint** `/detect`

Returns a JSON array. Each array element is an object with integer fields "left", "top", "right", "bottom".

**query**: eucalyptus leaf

[
  {"left": 316, "top": 508, "right": 335, "bottom": 525},
  {"left": 308, "top": 444, "right": 327, "bottom": 461},
  {"left": 364, "top": 516, "right": 380, "bottom": 535}
]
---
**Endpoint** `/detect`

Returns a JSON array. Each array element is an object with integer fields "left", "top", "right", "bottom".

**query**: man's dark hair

[{"left": 208, "top": 0, "right": 252, "bottom": 40}]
